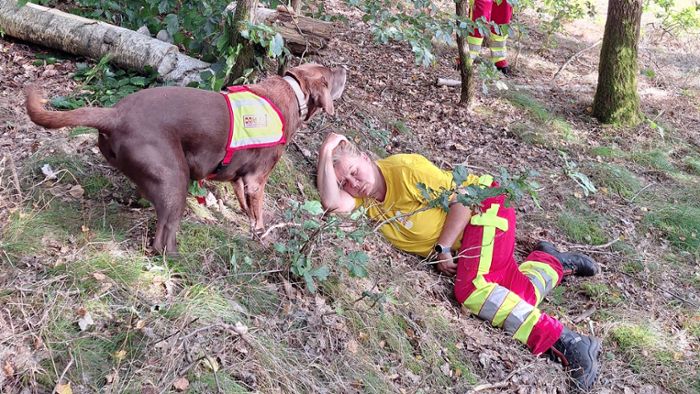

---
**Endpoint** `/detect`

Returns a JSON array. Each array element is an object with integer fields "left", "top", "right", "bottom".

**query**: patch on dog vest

[{"left": 221, "top": 86, "right": 286, "bottom": 166}]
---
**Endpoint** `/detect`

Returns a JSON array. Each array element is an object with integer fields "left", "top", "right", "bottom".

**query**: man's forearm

[
  {"left": 437, "top": 202, "right": 472, "bottom": 250},
  {"left": 317, "top": 147, "right": 342, "bottom": 210}
]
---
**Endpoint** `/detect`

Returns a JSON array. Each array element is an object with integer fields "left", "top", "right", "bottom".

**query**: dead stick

[
  {"left": 552, "top": 39, "right": 602, "bottom": 80},
  {"left": 436, "top": 77, "right": 461, "bottom": 87},
  {"left": 573, "top": 306, "right": 597, "bottom": 324}
]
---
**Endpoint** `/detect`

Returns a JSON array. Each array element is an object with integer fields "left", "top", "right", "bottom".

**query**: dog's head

[{"left": 284, "top": 63, "right": 347, "bottom": 121}]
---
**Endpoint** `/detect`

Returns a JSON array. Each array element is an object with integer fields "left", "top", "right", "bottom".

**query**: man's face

[{"left": 334, "top": 154, "right": 376, "bottom": 198}]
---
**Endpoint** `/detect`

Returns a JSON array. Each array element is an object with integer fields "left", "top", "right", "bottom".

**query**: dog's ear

[{"left": 310, "top": 80, "right": 334, "bottom": 116}]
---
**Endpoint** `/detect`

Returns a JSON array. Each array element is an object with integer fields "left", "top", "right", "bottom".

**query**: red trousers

[
  {"left": 470, "top": 0, "right": 513, "bottom": 67},
  {"left": 454, "top": 194, "right": 564, "bottom": 354}
]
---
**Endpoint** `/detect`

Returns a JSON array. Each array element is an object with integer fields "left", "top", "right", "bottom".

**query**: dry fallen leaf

[
  {"left": 201, "top": 356, "right": 219, "bottom": 372},
  {"left": 346, "top": 339, "right": 358, "bottom": 354},
  {"left": 68, "top": 184, "right": 84, "bottom": 198},
  {"left": 93, "top": 272, "right": 107, "bottom": 281},
  {"left": 113, "top": 349, "right": 127, "bottom": 362},
  {"left": 55, "top": 383, "right": 73, "bottom": 394},
  {"left": 77, "top": 308, "right": 94, "bottom": 331},
  {"left": 173, "top": 377, "right": 189, "bottom": 392},
  {"left": 233, "top": 321, "right": 248, "bottom": 335},
  {"left": 3, "top": 360, "right": 14, "bottom": 377}
]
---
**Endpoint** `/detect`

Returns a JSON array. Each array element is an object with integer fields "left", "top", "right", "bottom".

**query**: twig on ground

[
  {"left": 292, "top": 140, "right": 315, "bottom": 166},
  {"left": 563, "top": 237, "right": 620, "bottom": 251},
  {"left": 53, "top": 353, "right": 74, "bottom": 393},
  {"left": 626, "top": 182, "right": 655, "bottom": 203},
  {"left": 552, "top": 39, "right": 602, "bottom": 80},
  {"left": 260, "top": 222, "right": 301, "bottom": 239},
  {"left": 573, "top": 306, "right": 597, "bottom": 324},
  {"left": 616, "top": 269, "right": 699, "bottom": 308},
  {"left": 467, "top": 361, "right": 537, "bottom": 393},
  {"left": 7, "top": 155, "right": 23, "bottom": 201}
]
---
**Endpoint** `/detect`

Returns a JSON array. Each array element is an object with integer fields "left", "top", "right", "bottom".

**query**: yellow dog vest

[{"left": 220, "top": 86, "right": 286, "bottom": 165}]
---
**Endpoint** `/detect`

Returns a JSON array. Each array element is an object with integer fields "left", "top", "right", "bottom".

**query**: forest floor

[{"left": 1, "top": 0, "right": 699, "bottom": 393}]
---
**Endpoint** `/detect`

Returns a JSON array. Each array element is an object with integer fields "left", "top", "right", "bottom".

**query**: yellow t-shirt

[{"left": 355, "top": 154, "right": 482, "bottom": 257}]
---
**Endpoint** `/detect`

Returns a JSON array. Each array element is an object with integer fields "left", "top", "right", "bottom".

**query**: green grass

[
  {"left": 644, "top": 203, "right": 700, "bottom": 254},
  {"left": 607, "top": 321, "right": 700, "bottom": 392},
  {"left": 683, "top": 155, "right": 700, "bottom": 175},
  {"left": 68, "top": 126, "right": 97, "bottom": 137},
  {"left": 82, "top": 174, "right": 111, "bottom": 197},
  {"left": 587, "top": 162, "right": 643, "bottom": 199},
  {"left": 505, "top": 91, "right": 575, "bottom": 142},
  {"left": 579, "top": 282, "right": 623, "bottom": 305},
  {"left": 590, "top": 145, "right": 625, "bottom": 158},
  {"left": 510, "top": 122, "right": 549, "bottom": 146},
  {"left": 557, "top": 204, "right": 608, "bottom": 245},
  {"left": 610, "top": 323, "right": 675, "bottom": 373},
  {"left": 629, "top": 149, "right": 676, "bottom": 172}
]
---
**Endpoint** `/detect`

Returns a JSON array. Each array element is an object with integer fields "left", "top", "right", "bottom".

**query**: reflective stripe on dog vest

[{"left": 220, "top": 86, "right": 286, "bottom": 166}]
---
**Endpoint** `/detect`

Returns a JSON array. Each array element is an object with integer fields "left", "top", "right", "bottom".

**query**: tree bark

[
  {"left": 227, "top": 3, "right": 333, "bottom": 56},
  {"left": 592, "top": 0, "right": 643, "bottom": 126},
  {"left": 0, "top": 0, "right": 211, "bottom": 85},
  {"left": 229, "top": 0, "right": 258, "bottom": 82},
  {"left": 455, "top": 0, "right": 475, "bottom": 106}
]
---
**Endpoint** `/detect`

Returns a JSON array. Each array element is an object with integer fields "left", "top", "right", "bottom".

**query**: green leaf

[
  {"left": 129, "top": 76, "right": 147, "bottom": 86},
  {"left": 164, "top": 14, "right": 179, "bottom": 35},
  {"left": 301, "top": 200, "right": 325, "bottom": 215},
  {"left": 273, "top": 243, "right": 287, "bottom": 253},
  {"left": 313, "top": 265, "right": 330, "bottom": 280},
  {"left": 270, "top": 33, "right": 284, "bottom": 57},
  {"left": 452, "top": 166, "right": 469, "bottom": 186},
  {"left": 303, "top": 219, "right": 321, "bottom": 230},
  {"left": 188, "top": 180, "right": 207, "bottom": 197},
  {"left": 303, "top": 272, "right": 317, "bottom": 293}
]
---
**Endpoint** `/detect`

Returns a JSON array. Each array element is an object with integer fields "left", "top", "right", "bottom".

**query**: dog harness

[{"left": 219, "top": 85, "right": 286, "bottom": 167}]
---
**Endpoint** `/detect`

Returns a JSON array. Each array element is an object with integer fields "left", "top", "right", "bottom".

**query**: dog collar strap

[{"left": 283, "top": 76, "right": 308, "bottom": 119}]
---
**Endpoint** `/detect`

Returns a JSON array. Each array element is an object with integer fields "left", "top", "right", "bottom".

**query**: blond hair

[{"left": 331, "top": 139, "right": 362, "bottom": 165}]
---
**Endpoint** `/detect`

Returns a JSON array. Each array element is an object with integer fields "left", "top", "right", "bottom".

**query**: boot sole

[{"left": 576, "top": 337, "right": 602, "bottom": 391}]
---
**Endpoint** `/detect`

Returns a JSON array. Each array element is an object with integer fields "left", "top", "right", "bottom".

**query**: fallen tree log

[
  {"left": 227, "top": 3, "right": 334, "bottom": 56},
  {"left": 0, "top": 0, "right": 211, "bottom": 85}
]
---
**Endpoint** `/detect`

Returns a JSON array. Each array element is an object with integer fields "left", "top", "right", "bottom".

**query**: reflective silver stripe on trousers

[
  {"left": 490, "top": 40, "right": 507, "bottom": 49},
  {"left": 469, "top": 44, "right": 482, "bottom": 52},
  {"left": 535, "top": 268, "right": 554, "bottom": 294},
  {"left": 526, "top": 273, "right": 546, "bottom": 297},
  {"left": 503, "top": 301, "right": 535, "bottom": 335},
  {"left": 491, "top": 50, "right": 507, "bottom": 58},
  {"left": 478, "top": 285, "right": 509, "bottom": 322}
]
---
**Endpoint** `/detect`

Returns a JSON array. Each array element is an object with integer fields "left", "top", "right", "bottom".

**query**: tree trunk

[
  {"left": 290, "top": 0, "right": 301, "bottom": 14},
  {"left": 592, "top": 0, "right": 643, "bottom": 126},
  {"left": 229, "top": 0, "right": 258, "bottom": 82},
  {"left": 226, "top": 3, "right": 333, "bottom": 56},
  {"left": 455, "top": 0, "right": 475, "bottom": 106},
  {"left": 0, "top": 0, "right": 211, "bottom": 85}
]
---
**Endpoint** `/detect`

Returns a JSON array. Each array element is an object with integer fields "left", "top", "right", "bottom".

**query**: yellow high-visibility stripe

[
  {"left": 492, "top": 292, "right": 520, "bottom": 327},
  {"left": 463, "top": 282, "right": 497, "bottom": 314},
  {"left": 513, "top": 308, "right": 542, "bottom": 344}
]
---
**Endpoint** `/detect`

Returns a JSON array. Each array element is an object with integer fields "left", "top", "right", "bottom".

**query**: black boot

[
  {"left": 550, "top": 327, "right": 601, "bottom": 391},
  {"left": 496, "top": 65, "right": 512, "bottom": 77},
  {"left": 535, "top": 241, "right": 599, "bottom": 277}
]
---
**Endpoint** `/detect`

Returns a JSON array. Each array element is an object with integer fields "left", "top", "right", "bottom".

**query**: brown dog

[{"left": 26, "top": 63, "right": 347, "bottom": 255}]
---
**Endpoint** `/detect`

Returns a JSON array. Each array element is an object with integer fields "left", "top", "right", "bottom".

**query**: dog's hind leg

[
  {"left": 244, "top": 173, "right": 270, "bottom": 236},
  {"left": 232, "top": 178, "right": 249, "bottom": 215},
  {"left": 119, "top": 148, "right": 188, "bottom": 256}
]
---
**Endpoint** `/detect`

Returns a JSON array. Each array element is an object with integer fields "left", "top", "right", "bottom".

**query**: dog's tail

[{"left": 25, "top": 85, "right": 116, "bottom": 131}]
